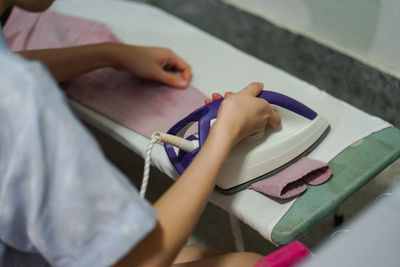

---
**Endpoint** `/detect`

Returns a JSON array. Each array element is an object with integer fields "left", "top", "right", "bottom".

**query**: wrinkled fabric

[
  {"left": 4, "top": 7, "right": 207, "bottom": 138},
  {"left": 0, "top": 32, "right": 156, "bottom": 267},
  {"left": 249, "top": 157, "right": 332, "bottom": 199}
]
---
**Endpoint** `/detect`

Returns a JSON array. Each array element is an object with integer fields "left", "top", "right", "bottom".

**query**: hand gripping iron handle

[
  {"left": 165, "top": 90, "right": 318, "bottom": 174},
  {"left": 258, "top": 91, "right": 317, "bottom": 120}
]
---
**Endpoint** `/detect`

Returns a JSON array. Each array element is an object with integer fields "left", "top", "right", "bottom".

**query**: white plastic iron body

[
  {"left": 163, "top": 91, "right": 330, "bottom": 194},
  {"left": 215, "top": 105, "right": 330, "bottom": 191}
]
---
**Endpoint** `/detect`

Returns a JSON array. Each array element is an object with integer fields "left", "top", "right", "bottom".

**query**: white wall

[{"left": 223, "top": 0, "right": 400, "bottom": 79}]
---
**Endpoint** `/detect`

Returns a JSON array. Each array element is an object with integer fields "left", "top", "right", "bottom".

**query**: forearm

[
  {"left": 117, "top": 123, "right": 237, "bottom": 267},
  {"left": 153, "top": 126, "right": 235, "bottom": 264},
  {"left": 17, "top": 43, "right": 118, "bottom": 82},
  {"left": 115, "top": 82, "right": 277, "bottom": 266}
]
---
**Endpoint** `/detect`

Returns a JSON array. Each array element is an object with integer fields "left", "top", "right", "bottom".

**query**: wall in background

[{"left": 223, "top": 0, "right": 400, "bottom": 80}]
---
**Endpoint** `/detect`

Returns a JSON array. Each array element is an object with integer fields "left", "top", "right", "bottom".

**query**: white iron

[{"left": 164, "top": 90, "right": 330, "bottom": 194}]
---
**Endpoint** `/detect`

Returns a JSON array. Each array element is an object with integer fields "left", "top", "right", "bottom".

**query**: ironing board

[
  {"left": 272, "top": 127, "right": 400, "bottom": 244},
  {"left": 71, "top": 102, "right": 400, "bottom": 246},
  {"left": 47, "top": 0, "right": 400, "bottom": 246}
]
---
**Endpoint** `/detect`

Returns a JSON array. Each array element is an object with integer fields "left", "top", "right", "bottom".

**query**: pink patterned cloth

[
  {"left": 249, "top": 157, "right": 332, "bottom": 199},
  {"left": 3, "top": 7, "right": 206, "bottom": 138},
  {"left": 61, "top": 69, "right": 206, "bottom": 137},
  {"left": 3, "top": 7, "right": 120, "bottom": 49}
]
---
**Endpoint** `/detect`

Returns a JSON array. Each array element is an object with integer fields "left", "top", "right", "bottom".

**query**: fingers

[
  {"left": 268, "top": 109, "right": 281, "bottom": 128},
  {"left": 240, "top": 82, "right": 281, "bottom": 128},
  {"left": 157, "top": 70, "right": 188, "bottom": 89},
  {"left": 224, "top": 92, "right": 233, "bottom": 97},
  {"left": 212, "top": 93, "right": 223, "bottom": 101},
  {"left": 239, "top": 82, "right": 263, "bottom": 97},
  {"left": 204, "top": 93, "right": 222, "bottom": 104},
  {"left": 204, "top": 92, "right": 233, "bottom": 104},
  {"left": 203, "top": 83, "right": 281, "bottom": 129},
  {"left": 165, "top": 52, "right": 192, "bottom": 87}
]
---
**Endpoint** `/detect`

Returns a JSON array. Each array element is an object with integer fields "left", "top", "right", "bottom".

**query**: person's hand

[
  {"left": 204, "top": 91, "right": 233, "bottom": 104},
  {"left": 110, "top": 43, "right": 191, "bottom": 89},
  {"left": 210, "top": 83, "right": 281, "bottom": 145}
]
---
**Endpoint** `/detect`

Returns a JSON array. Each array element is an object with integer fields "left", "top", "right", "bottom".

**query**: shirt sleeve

[{"left": 0, "top": 53, "right": 157, "bottom": 267}]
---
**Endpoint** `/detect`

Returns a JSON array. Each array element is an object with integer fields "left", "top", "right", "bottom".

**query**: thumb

[
  {"left": 156, "top": 70, "right": 188, "bottom": 89},
  {"left": 239, "top": 82, "right": 264, "bottom": 96}
]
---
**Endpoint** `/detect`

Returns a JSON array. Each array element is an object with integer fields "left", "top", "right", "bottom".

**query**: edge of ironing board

[{"left": 271, "top": 126, "right": 400, "bottom": 245}]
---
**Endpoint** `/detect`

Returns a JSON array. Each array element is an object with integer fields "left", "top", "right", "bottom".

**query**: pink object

[
  {"left": 249, "top": 157, "right": 332, "bottom": 199},
  {"left": 62, "top": 69, "right": 206, "bottom": 137},
  {"left": 3, "top": 8, "right": 206, "bottom": 138},
  {"left": 3, "top": 7, "right": 120, "bottom": 50},
  {"left": 254, "top": 241, "right": 311, "bottom": 267}
]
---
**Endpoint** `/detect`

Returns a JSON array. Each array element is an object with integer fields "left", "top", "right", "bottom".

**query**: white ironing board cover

[{"left": 50, "top": 0, "right": 390, "bottom": 242}]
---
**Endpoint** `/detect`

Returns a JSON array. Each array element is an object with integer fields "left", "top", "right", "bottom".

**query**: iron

[{"left": 164, "top": 90, "right": 330, "bottom": 194}]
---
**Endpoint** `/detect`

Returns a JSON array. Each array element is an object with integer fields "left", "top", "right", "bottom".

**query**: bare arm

[
  {"left": 121, "top": 122, "right": 235, "bottom": 267},
  {"left": 17, "top": 43, "right": 191, "bottom": 88},
  {"left": 116, "top": 83, "right": 281, "bottom": 267},
  {"left": 17, "top": 43, "right": 114, "bottom": 83}
]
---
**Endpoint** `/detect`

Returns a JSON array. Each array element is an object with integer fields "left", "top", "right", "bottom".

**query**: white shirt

[{"left": 0, "top": 28, "right": 156, "bottom": 267}]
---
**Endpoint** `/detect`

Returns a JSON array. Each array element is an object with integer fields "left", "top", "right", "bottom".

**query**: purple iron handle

[{"left": 165, "top": 90, "right": 317, "bottom": 174}]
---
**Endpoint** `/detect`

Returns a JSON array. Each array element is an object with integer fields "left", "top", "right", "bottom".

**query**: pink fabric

[
  {"left": 249, "top": 157, "right": 332, "bottom": 199},
  {"left": 3, "top": 8, "right": 206, "bottom": 138},
  {"left": 61, "top": 69, "right": 206, "bottom": 137},
  {"left": 4, "top": 7, "right": 120, "bottom": 50}
]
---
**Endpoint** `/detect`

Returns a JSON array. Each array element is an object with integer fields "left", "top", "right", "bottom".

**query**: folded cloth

[
  {"left": 3, "top": 7, "right": 206, "bottom": 138},
  {"left": 249, "top": 157, "right": 332, "bottom": 199}
]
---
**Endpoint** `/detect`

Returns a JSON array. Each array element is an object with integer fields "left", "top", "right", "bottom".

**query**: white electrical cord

[
  {"left": 139, "top": 134, "right": 161, "bottom": 198},
  {"left": 139, "top": 131, "right": 246, "bottom": 252},
  {"left": 139, "top": 131, "right": 199, "bottom": 199}
]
